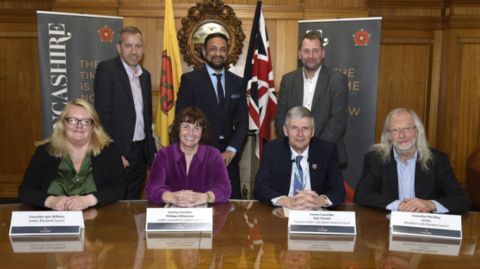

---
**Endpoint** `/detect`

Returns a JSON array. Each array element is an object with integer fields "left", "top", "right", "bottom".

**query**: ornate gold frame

[{"left": 177, "top": 0, "right": 245, "bottom": 69}]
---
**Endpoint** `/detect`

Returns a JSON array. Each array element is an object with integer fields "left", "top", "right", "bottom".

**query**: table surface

[{"left": 1, "top": 201, "right": 479, "bottom": 269}]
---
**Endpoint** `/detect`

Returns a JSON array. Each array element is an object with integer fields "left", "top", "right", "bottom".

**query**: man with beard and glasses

[
  {"left": 275, "top": 31, "right": 349, "bottom": 165},
  {"left": 354, "top": 108, "right": 470, "bottom": 214},
  {"left": 176, "top": 33, "right": 248, "bottom": 199}
]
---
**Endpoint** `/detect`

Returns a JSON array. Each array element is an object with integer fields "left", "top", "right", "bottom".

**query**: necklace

[{"left": 71, "top": 151, "right": 85, "bottom": 160}]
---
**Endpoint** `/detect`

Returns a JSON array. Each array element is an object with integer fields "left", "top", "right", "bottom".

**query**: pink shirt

[{"left": 120, "top": 59, "right": 145, "bottom": 142}]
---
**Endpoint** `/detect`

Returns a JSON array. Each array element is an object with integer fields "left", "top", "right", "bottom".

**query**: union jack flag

[{"left": 243, "top": 1, "right": 277, "bottom": 159}]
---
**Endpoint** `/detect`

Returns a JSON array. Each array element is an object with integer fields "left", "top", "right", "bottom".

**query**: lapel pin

[{"left": 312, "top": 164, "right": 318, "bottom": 169}]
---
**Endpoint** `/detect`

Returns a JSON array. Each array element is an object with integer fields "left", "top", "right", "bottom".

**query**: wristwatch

[
  {"left": 206, "top": 193, "right": 212, "bottom": 204},
  {"left": 321, "top": 195, "right": 330, "bottom": 207}
]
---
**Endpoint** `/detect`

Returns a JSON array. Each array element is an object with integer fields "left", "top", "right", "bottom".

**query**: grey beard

[{"left": 393, "top": 137, "right": 417, "bottom": 155}]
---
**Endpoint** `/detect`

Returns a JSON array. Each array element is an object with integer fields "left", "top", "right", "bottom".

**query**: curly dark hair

[{"left": 170, "top": 107, "right": 212, "bottom": 145}]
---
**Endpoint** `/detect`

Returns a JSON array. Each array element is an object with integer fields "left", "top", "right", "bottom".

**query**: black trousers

[
  {"left": 125, "top": 140, "right": 147, "bottom": 200},
  {"left": 227, "top": 155, "right": 242, "bottom": 199}
]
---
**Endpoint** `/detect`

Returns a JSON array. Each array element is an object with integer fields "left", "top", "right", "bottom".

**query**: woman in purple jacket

[{"left": 145, "top": 107, "right": 231, "bottom": 206}]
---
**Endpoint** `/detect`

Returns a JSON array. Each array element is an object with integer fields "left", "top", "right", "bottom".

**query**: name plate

[
  {"left": 146, "top": 232, "right": 212, "bottom": 249},
  {"left": 288, "top": 211, "right": 356, "bottom": 235},
  {"left": 389, "top": 232, "right": 461, "bottom": 256},
  {"left": 9, "top": 211, "right": 84, "bottom": 236},
  {"left": 390, "top": 211, "right": 462, "bottom": 239},
  {"left": 146, "top": 208, "right": 212, "bottom": 232},
  {"left": 10, "top": 230, "right": 85, "bottom": 253},
  {"left": 288, "top": 233, "right": 356, "bottom": 252}
]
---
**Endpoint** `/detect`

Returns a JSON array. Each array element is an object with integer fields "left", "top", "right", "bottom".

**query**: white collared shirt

[
  {"left": 271, "top": 146, "right": 311, "bottom": 205},
  {"left": 302, "top": 66, "right": 322, "bottom": 111},
  {"left": 120, "top": 59, "right": 145, "bottom": 142}
]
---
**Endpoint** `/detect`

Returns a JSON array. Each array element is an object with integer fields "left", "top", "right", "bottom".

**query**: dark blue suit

[
  {"left": 254, "top": 137, "right": 346, "bottom": 206},
  {"left": 176, "top": 65, "right": 248, "bottom": 199}
]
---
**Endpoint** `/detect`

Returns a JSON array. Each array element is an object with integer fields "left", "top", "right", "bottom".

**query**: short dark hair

[
  {"left": 118, "top": 26, "right": 144, "bottom": 44},
  {"left": 170, "top": 107, "right": 212, "bottom": 145},
  {"left": 299, "top": 31, "right": 324, "bottom": 49},
  {"left": 204, "top": 33, "right": 229, "bottom": 49}
]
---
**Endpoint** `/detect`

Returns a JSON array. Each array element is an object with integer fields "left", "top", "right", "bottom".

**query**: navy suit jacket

[
  {"left": 175, "top": 65, "right": 248, "bottom": 152},
  {"left": 94, "top": 57, "right": 156, "bottom": 164},
  {"left": 254, "top": 137, "right": 346, "bottom": 206},
  {"left": 354, "top": 148, "right": 470, "bottom": 214}
]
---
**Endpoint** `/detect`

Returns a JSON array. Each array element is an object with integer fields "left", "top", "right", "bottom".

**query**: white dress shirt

[
  {"left": 271, "top": 147, "right": 311, "bottom": 205},
  {"left": 302, "top": 66, "right": 322, "bottom": 111}
]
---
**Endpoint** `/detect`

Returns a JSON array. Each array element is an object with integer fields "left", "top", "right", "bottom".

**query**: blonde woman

[{"left": 19, "top": 99, "right": 126, "bottom": 210}]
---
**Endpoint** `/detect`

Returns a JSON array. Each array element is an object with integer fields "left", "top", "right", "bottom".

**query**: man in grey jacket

[{"left": 275, "top": 31, "right": 348, "bottom": 164}]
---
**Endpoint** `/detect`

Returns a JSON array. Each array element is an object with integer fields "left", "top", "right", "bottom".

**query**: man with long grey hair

[
  {"left": 354, "top": 108, "right": 470, "bottom": 213},
  {"left": 254, "top": 106, "right": 345, "bottom": 210}
]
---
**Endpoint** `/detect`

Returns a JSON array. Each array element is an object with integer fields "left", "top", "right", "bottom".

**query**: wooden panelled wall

[{"left": 1, "top": 0, "right": 480, "bottom": 198}]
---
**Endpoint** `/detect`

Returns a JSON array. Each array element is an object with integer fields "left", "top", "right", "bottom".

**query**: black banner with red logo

[
  {"left": 298, "top": 18, "right": 382, "bottom": 192},
  {"left": 37, "top": 11, "right": 123, "bottom": 138}
]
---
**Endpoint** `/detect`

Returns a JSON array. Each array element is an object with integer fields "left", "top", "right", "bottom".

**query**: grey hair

[
  {"left": 117, "top": 26, "right": 144, "bottom": 44},
  {"left": 371, "top": 108, "right": 433, "bottom": 171},
  {"left": 284, "top": 106, "right": 315, "bottom": 129}
]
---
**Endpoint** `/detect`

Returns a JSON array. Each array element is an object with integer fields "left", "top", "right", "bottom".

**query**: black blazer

[
  {"left": 254, "top": 137, "right": 346, "bottom": 206},
  {"left": 94, "top": 57, "right": 156, "bottom": 164},
  {"left": 18, "top": 143, "right": 127, "bottom": 208},
  {"left": 175, "top": 65, "right": 248, "bottom": 152},
  {"left": 354, "top": 148, "right": 470, "bottom": 214}
]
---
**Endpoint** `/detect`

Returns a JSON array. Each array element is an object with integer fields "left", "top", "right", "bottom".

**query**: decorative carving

[{"left": 177, "top": 0, "right": 245, "bottom": 69}]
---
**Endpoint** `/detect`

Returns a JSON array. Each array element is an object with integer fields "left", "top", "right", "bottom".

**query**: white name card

[
  {"left": 389, "top": 232, "right": 461, "bottom": 256},
  {"left": 9, "top": 211, "right": 84, "bottom": 236},
  {"left": 288, "top": 211, "right": 356, "bottom": 235},
  {"left": 10, "top": 230, "right": 85, "bottom": 253},
  {"left": 288, "top": 233, "right": 356, "bottom": 252},
  {"left": 146, "top": 208, "right": 212, "bottom": 232},
  {"left": 146, "top": 232, "right": 212, "bottom": 249},
  {"left": 390, "top": 211, "right": 462, "bottom": 239}
]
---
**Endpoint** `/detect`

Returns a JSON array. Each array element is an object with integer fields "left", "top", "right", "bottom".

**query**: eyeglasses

[
  {"left": 65, "top": 117, "right": 93, "bottom": 126},
  {"left": 208, "top": 47, "right": 227, "bottom": 53},
  {"left": 388, "top": 126, "right": 416, "bottom": 135}
]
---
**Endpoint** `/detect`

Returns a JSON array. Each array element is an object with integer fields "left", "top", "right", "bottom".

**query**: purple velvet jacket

[{"left": 145, "top": 142, "right": 231, "bottom": 203}]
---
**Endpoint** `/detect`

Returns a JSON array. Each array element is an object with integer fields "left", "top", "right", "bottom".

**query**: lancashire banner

[
  {"left": 37, "top": 11, "right": 123, "bottom": 138},
  {"left": 298, "top": 18, "right": 382, "bottom": 190}
]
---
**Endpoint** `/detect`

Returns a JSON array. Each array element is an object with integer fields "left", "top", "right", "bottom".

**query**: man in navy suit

[
  {"left": 254, "top": 106, "right": 346, "bottom": 209},
  {"left": 176, "top": 33, "right": 248, "bottom": 199},
  {"left": 94, "top": 26, "right": 157, "bottom": 199}
]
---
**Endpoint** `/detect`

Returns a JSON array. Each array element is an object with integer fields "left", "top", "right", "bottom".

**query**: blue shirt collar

[
  {"left": 393, "top": 147, "right": 418, "bottom": 164},
  {"left": 205, "top": 64, "right": 225, "bottom": 76}
]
